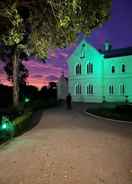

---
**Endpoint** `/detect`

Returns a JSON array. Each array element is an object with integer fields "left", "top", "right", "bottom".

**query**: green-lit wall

[
  {"left": 103, "top": 55, "right": 132, "bottom": 102},
  {"left": 68, "top": 39, "right": 132, "bottom": 103},
  {"left": 68, "top": 40, "right": 104, "bottom": 102}
]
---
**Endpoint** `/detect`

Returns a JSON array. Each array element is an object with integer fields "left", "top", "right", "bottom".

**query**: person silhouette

[{"left": 66, "top": 93, "right": 72, "bottom": 109}]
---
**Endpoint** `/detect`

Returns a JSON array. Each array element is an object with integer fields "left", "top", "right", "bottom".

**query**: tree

[
  {"left": 0, "top": 0, "right": 111, "bottom": 108},
  {"left": 0, "top": 45, "right": 29, "bottom": 87},
  {"left": 27, "top": 0, "right": 111, "bottom": 52},
  {"left": 4, "top": 59, "right": 29, "bottom": 86},
  {"left": 0, "top": 2, "right": 28, "bottom": 108},
  {"left": 0, "top": 41, "right": 30, "bottom": 108}
]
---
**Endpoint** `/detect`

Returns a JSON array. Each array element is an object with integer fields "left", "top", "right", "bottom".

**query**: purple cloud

[
  {"left": 46, "top": 75, "right": 59, "bottom": 81},
  {"left": 32, "top": 74, "right": 43, "bottom": 78}
]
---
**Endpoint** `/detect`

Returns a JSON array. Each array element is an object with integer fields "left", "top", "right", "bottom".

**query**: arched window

[
  {"left": 79, "top": 85, "right": 81, "bottom": 94},
  {"left": 76, "top": 85, "right": 81, "bottom": 95},
  {"left": 109, "top": 85, "right": 114, "bottom": 95},
  {"left": 111, "top": 86, "right": 114, "bottom": 94},
  {"left": 87, "top": 63, "right": 93, "bottom": 74},
  {"left": 87, "top": 64, "right": 89, "bottom": 73},
  {"left": 79, "top": 64, "right": 81, "bottom": 74},
  {"left": 122, "top": 64, "right": 125, "bottom": 72},
  {"left": 91, "top": 85, "right": 93, "bottom": 94},
  {"left": 91, "top": 64, "right": 93, "bottom": 73},
  {"left": 76, "top": 65, "right": 78, "bottom": 74},
  {"left": 120, "top": 84, "right": 125, "bottom": 95},
  {"left": 109, "top": 86, "right": 111, "bottom": 94},
  {"left": 87, "top": 84, "right": 93, "bottom": 95},
  {"left": 112, "top": 66, "right": 115, "bottom": 73},
  {"left": 87, "top": 86, "right": 88, "bottom": 94},
  {"left": 76, "top": 85, "right": 78, "bottom": 95},
  {"left": 122, "top": 84, "right": 125, "bottom": 94},
  {"left": 76, "top": 64, "right": 81, "bottom": 75},
  {"left": 76, "top": 64, "right": 79, "bottom": 74}
]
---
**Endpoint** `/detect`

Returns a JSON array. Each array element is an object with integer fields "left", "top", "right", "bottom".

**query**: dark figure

[{"left": 66, "top": 93, "right": 72, "bottom": 109}]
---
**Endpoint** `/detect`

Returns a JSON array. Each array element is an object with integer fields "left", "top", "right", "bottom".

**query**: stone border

[{"left": 84, "top": 110, "right": 132, "bottom": 124}]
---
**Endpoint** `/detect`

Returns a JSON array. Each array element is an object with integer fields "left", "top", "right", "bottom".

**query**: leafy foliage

[
  {"left": 0, "top": 0, "right": 111, "bottom": 107},
  {"left": 0, "top": 3, "right": 24, "bottom": 46},
  {"left": 0, "top": 0, "right": 112, "bottom": 59},
  {"left": 27, "top": 0, "right": 111, "bottom": 54}
]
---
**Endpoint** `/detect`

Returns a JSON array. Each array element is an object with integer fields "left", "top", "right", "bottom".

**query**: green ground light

[
  {"left": 0, "top": 116, "right": 15, "bottom": 141},
  {"left": 1, "top": 123, "right": 7, "bottom": 130},
  {"left": 25, "top": 97, "right": 30, "bottom": 103}
]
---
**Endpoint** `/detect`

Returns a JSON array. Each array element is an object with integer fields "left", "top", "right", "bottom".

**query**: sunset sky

[{"left": 0, "top": 0, "right": 132, "bottom": 89}]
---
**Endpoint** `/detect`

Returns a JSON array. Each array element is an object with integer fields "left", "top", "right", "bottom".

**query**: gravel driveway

[{"left": 0, "top": 103, "right": 132, "bottom": 184}]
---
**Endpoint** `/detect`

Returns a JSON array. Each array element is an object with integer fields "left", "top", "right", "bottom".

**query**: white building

[
  {"left": 67, "top": 39, "right": 132, "bottom": 103},
  {"left": 57, "top": 73, "right": 68, "bottom": 100}
]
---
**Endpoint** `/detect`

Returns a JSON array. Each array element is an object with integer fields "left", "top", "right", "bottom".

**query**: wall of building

[
  {"left": 68, "top": 40, "right": 104, "bottom": 103},
  {"left": 57, "top": 76, "right": 68, "bottom": 100},
  {"left": 68, "top": 39, "right": 132, "bottom": 103},
  {"left": 103, "top": 55, "right": 132, "bottom": 102}
]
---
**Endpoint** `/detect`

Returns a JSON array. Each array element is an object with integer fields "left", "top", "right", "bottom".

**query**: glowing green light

[
  {"left": 1, "top": 116, "right": 14, "bottom": 131},
  {"left": 25, "top": 97, "right": 30, "bottom": 103},
  {"left": 2, "top": 123, "right": 7, "bottom": 129}
]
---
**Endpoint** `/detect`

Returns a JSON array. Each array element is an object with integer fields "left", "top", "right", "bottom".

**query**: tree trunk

[{"left": 12, "top": 48, "right": 19, "bottom": 109}]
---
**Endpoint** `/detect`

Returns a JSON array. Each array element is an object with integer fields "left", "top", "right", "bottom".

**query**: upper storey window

[
  {"left": 76, "top": 64, "right": 81, "bottom": 75},
  {"left": 122, "top": 64, "right": 125, "bottom": 72},
  {"left": 112, "top": 66, "right": 115, "bottom": 73},
  {"left": 87, "top": 63, "right": 93, "bottom": 74}
]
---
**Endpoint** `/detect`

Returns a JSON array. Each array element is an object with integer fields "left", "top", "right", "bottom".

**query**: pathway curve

[{"left": 0, "top": 103, "right": 132, "bottom": 184}]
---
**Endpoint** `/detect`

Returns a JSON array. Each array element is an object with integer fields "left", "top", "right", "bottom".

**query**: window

[
  {"left": 76, "top": 64, "right": 79, "bottom": 74},
  {"left": 120, "top": 84, "right": 125, "bottom": 95},
  {"left": 112, "top": 66, "right": 115, "bottom": 73},
  {"left": 80, "top": 85, "right": 81, "bottom": 94},
  {"left": 109, "top": 85, "right": 114, "bottom": 95},
  {"left": 76, "top": 65, "right": 78, "bottom": 74},
  {"left": 122, "top": 64, "right": 125, "bottom": 72},
  {"left": 87, "top": 63, "right": 93, "bottom": 74},
  {"left": 80, "top": 43, "right": 86, "bottom": 59},
  {"left": 91, "top": 64, "right": 93, "bottom": 73},
  {"left": 76, "top": 64, "right": 81, "bottom": 75},
  {"left": 87, "top": 86, "right": 88, "bottom": 94},
  {"left": 79, "top": 65, "right": 81, "bottom": 74},
  {"left": 87, "top": 64, "right": 89, "bottom": 73},
  {"left": 87, "top": 84, "right": 93, "bottom": 95},
  {"left": 76, "top": 85, "right": 81, "bottom": 95}
]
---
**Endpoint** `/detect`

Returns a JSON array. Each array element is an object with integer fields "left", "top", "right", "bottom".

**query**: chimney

[{"left": 104, "top": 40, "right": 112, "bottom": 51}]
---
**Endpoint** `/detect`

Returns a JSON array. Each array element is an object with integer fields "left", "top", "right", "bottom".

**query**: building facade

[{"left": 68, "top": 39, "right": 132, "bottom": 103}]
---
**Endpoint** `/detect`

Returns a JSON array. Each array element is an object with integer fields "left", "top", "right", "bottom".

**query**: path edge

[{"left": 84, "top": 110, "right": 132, "bottom": 124}]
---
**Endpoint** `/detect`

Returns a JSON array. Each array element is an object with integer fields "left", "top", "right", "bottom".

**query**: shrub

[
  {"left": 13, "top": 111, "right": 32, "bottom": 136},
  {"left": 115, "top": 104, "right": 132, "bottom": 113}
]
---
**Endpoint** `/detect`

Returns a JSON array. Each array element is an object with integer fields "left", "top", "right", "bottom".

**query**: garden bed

[
  {"left": 86, "top": 104, "right": 132, "bottom": 122},
  {"left": 0, "top": 98, "right": 58, "bottom": 144}
]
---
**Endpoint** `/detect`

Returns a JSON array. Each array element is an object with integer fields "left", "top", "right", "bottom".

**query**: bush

[
  {"left": 13, "top": 111, "right": 32, "bottom": 136},
  {"left": 115, "top": 104, "right": 132, "bottom": 113},
  {"left": 26, "top": 98, "right": 58, "bottom": 111}
]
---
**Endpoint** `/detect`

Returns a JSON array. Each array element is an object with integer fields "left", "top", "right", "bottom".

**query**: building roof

[
  {"left": 100, "top": 47, "right": 132, "bottom": 58},
  {"left": 68, "top": 38, "right": 132, "bottom": 60}
]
